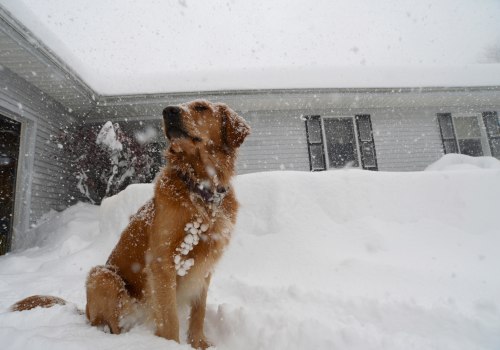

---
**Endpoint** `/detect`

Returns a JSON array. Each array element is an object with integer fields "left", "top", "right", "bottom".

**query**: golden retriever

[{"left": 11, "top": 100, "right": 250, "bottom": 349}]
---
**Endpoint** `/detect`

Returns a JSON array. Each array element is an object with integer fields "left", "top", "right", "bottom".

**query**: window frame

[
  {"left": 305, "top": 114, "right": 377, "bottom": 171},
  {"left": 438, "top": 112, "right": 492, "bottom": 157}
]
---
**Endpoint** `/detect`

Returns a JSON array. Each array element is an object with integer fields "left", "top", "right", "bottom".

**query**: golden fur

[{"left": 11, "top": 100, "right": 250, "bottom": 349}]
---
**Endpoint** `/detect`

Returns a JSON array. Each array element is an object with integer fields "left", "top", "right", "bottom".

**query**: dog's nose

[
  {"left": 163, "top": 106, "right": 181, "bottom": 119},
  {"left": 163, "top": 106, "right": 182, "bottom": 127}
]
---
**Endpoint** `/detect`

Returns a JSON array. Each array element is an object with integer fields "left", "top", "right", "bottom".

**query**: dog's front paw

[{"left": 188, "top": 334, "right": 213, "bottom": 349}]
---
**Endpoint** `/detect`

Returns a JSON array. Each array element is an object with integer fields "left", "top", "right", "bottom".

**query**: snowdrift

[{"left": 1, "top": 156, "right": 500, "bottom": 350}]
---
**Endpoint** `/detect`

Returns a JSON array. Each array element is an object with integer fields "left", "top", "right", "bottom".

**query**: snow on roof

[{"left": 1, "top": 0, "right": 500, "bottom": 95}]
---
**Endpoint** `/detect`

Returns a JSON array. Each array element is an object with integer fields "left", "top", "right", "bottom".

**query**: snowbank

[
  {"left": 1, "top": 162, "right": 500, "bottom": 349},
  {"left": 425, "top": 153, "right": 500, "bottom": 171},
  {"left": 99, "top": 183, "right": 153, "bottom": 238}
]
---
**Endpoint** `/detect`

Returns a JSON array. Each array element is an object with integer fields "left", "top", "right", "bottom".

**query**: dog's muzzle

[{"left": 164, "top": 106, "right": 189, "bottom": 140}]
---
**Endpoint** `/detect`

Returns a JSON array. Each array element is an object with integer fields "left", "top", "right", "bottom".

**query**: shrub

[{"left": 54, "top": 121, "right": 160, "bottom": 204}]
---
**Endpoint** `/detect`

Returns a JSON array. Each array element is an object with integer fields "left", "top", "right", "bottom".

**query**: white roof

[{"left": 1, "top": 0, "right": 500, "bottom": 95}]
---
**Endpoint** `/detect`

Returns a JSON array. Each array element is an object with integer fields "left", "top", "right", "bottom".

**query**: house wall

[
  {"left": 370, "top": 109, "right": 444, "bottom": 171},
  {"left": 89, "top": 92, "right": 500, "bottom": 175},
  {"left": 298, "top": 106, "right": 500, "bottom": 172},
  {"left": 236, "top": 105, "right": 500, "bottom": 173},
  {"left": 0, "top": 66, "right": 79, "bottom": 248},
  {"left": 237, "top": 111, "right": 309, "bottom": 174},
  {"left": 237, "top": 108, "right": 444, "bottom": 174},
  {"left": 371, "top": 106, "right": 500, "bottom": 171},
  {"left": 85, "top": 110, "right": 310, "bottom": 175},
  {"left": 294, "top": 107, "right": 445, "bottom": 172}
]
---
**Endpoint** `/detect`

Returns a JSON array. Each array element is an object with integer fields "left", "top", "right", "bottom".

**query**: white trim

[{"left": 320, "top": 116, "right": 362, "bottom": 169}]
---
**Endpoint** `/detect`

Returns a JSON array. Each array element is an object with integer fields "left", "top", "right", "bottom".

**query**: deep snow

[
  {"left": 1, "top": 155, "right": 500, "bottom": 349},
  {"left": 1, "top": 0, "right": 500, "bottom": 93}
]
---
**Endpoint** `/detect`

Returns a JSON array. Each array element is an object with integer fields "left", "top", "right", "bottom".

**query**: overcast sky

[{"left": 2, "top": 0, "right": 499, "bottom": 93}]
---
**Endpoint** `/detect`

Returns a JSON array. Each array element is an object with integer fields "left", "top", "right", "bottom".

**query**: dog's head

[{"left": 162, "top": 100, "right": 250, "bottom": 183}]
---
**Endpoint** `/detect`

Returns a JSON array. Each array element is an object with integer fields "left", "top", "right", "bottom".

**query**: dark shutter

[
  {"left": 355, "top": 115, "right": 378, "bottom": 170},
  {"left": 305, "top": 115, "right": 326, "bottom": 171},
  {"left": 482, "top": 111, "right": 500, "bottom": 158},
  {"left": 437, "top": 113, "right": 458, "bottom": 154}
]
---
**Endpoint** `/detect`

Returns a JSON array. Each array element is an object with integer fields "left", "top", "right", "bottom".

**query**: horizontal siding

[
  {"left": 89, "top": 104, "right": 500, "bottom": 175},
  {"left": 88, "top": 109, "right": 311, "bottom": 175},
  {"left": 371, "top": 109, "right": 445, "bottom": 171},
  {"left": 0, "top": 66, "right": 80, "bottom": 229},
  {"left": 237, "top": 112, "right": 309, "bottom": 174}
]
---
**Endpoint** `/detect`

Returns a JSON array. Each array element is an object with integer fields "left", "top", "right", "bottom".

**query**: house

[{"left": 1, "top": 3, "right": 499, "bottom": 254}]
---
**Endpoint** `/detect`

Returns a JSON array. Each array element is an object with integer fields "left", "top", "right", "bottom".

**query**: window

[
  {"left": 323, "top": 118, "right": 358, "bottom": 168},
  {"left": 305, "top": 115, "right": 377, "bottom": 171},
  {"left": 438, "top": 112, "right": 499, "bottom": 158},
  {"left": 483, "top": 112, "right": 500, "bottom": 158}
]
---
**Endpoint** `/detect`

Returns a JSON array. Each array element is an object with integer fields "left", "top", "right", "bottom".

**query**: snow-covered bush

[{"left": 54, "top": 121, "right": 160, "bottom": 204}]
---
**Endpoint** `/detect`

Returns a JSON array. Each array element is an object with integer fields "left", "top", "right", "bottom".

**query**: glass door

[{"left": 0, "top": 114, "right": 21, "bottom": 255}]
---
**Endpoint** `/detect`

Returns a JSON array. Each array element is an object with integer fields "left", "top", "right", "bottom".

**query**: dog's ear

[{"left": 218, "top": 104, "right": 251, "bottom": 149}]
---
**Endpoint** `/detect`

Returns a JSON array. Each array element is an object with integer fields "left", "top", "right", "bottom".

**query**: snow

[
  {"left": 135, "top": 126, "right": 158, "bottom": 145},
  {"left": 177, "top": 218, "right": 203, "bottom": 258},
  {"left": 99, "top": 183, "right": 153, "bottom": 237},
  {"left": 1, "top": 0, "right": 499, "bottom": 94},
  {"left": 1, "top": 156, "right": 500, "bottom": 349},
  {"left": 96, "top": 121, "right": 123, "bottom": 152},
  {"left": 425, "top": 154, "right": 500, "bottom": 171}
]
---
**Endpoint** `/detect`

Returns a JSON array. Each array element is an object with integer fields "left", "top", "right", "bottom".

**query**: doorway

[{"left": 0, "top": 114, "right": 21, "bottom": 255}]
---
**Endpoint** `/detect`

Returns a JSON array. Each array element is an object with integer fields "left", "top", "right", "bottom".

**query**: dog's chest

[{"left": 173, "top": 211, "right": 231, "bottom": 278}]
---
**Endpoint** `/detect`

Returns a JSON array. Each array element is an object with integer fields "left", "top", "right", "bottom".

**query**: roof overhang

[
  {"left": 87, "top": 86, "right": 500, "bottom": 123},
  {"left": 1, "top": 4, "right": 499, "bottom": 122},
  {"left": 0, "top": 6, "right": 96, "bottom": 116}
]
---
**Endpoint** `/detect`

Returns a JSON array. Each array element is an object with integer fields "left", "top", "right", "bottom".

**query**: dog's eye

[
  {"left": 192, "top": 136, "right": 202, "bottom": 143},
  {"left": 194, "top": 104, "right": 208, "bottom": 112}
]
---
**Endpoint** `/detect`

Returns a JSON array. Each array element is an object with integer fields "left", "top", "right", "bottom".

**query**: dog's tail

[{"left": 10, "top": 295, "right": 67, "bottom": 312}]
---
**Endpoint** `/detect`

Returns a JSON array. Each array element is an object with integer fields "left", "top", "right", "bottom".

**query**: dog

[{"left": 11, "top": 100, "right": 250, "bottom": 349}]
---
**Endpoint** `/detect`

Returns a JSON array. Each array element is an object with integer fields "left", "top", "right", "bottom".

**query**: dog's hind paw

[{"left": 188, "top": 335, "right": 213, "bottom": 350}]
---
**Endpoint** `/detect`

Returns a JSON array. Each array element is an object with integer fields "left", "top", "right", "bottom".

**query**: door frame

[{"left": 0, "top": 106, "right": 36, "bottom": 251}]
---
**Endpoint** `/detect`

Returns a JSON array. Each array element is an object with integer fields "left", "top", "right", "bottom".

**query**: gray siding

[
  {"left": 237, "top": 111, "right": 309, "bottom": 174},
  {"left": 86, "top": 109, "right": 310, "bottom": 175},
  {"left": 0, "top": 66, "right": 79, "bottom": 236},
  {"left": 371, "top": 109, "right": 445, "bottom": 171},
  {"left": 88, "top": 93, "right": 500, "bottom": 175}
]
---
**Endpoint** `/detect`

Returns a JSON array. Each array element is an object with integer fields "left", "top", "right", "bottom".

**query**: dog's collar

[{"left": 178, "top": 171, "right": 228, "bottom": 206}]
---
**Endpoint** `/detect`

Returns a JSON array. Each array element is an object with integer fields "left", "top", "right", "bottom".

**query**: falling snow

[{"left": 96, "top": 121, "right": 123, "bottom": 152}]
